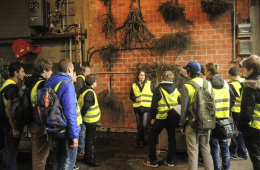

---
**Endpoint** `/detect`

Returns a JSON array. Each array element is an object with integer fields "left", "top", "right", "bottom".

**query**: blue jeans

[
  {"left": 148, "top": 119, "right": 176, "bottom": 162},
  {"left": 78, "top": 123, "right": 86, "bottom": 153},
  {"left": 229, "top": 112, "right": 247, "bottom": 159},
  {"left": 135, "top": 111, "right": 149, "bottom": 142},
  {"left": 1, "top": 124, "right": 23, "bottom": 170},
  {"left": 52, "top": 137, "right": 78, "bottom": 170},
  {"left": 84, "top": 122, "right": 97, "bottom": 160},
  {"left": 210, "top": 136, "right": 230, "bottom": 170}
]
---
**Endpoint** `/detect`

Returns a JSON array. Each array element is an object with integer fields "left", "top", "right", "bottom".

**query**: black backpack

[
  {"left": 0, "top": 84, "right": 16, "bottom": 127},
  {"left": 187, "top": 79, "right": 216, "bottom": 130}
]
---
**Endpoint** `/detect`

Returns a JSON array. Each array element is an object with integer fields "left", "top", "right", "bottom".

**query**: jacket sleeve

[
  {"left": 150, "top": 83, "right": 156, "bottom": 93},
  {"left": 238, "top": 87, "right": 256, "bottom": 132},
  {"left": 60, "top": 82, "right": 79, "bottom": 140},
  {"left": 130, "top": 85, "right": 136, "bottom": 102},
  {"left": 180, "top": 85, "right": 190, "bottom": 128},
  {"left": 229, "top": 86, "right": 236, "bottom": 109},
  {"left": 81, "top": 91, "right": 95, "bottom": 116},
  {"left": 75, "top": 77, "right": 84, "bottom": 97},
  {"left": 151, "top": 87, "right": 161, "bottom": 119}
]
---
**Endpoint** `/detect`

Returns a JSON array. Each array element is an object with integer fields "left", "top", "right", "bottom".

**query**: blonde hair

[
  {"left": 205, "top": 63, "right": 219, "bottom": 76},
  {"left": 58, "top": 59, "right": 73, "bottom": 72},
  {"left": 162, "top": 71, "right": 174, "bottom": 82}
]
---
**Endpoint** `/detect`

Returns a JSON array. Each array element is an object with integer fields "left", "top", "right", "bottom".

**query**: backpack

[
  {"left": 33, "top": 80, "right": 69, "bottom": 133},
  {"left": 187, "top": 79, "right": 216, "bottom": 130},
  {"left": 0, "top": 84, "right": 16, "bottom": 127},
  {"left": 12, "top": 85, "right": 32, "bottom": 126}
]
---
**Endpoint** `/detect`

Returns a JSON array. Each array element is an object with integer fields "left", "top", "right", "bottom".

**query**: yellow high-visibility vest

[
  {"left": 156, "top": 87, "right": 180, "bottom": 120},
  {"left": 77, "top": 75, "right": 85, "bottom": 82},
  {"left": 132, "top": 81, "right": 153, "bottom": 108},
  {"left": 249, "top": 103, "right": 260, "bottom": 130},
  {"left": 30, "top": 80, "right": 44, "bottom": 107},
  {"left": 78, "top": 89, "right": 101, "bottom": 123},
  {"left": 230, "top": 80, "right": 243, "bottom": 113},
  {"left": 0, "top": 79, "right": 16, "bottom": 117}
]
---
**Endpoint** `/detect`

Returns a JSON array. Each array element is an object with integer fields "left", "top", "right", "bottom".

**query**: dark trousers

[
  {"left": 84, "top": 122, "right": 97, "bottom": 160},
  {"left": 135, "top": 111, "right": 150, "bottom": 142},
  {"left": 1, "top": 124, "right": 23, "bottom": 170},
  {"left": 243, "top": 134, "right": 260, "bottom": 170},
  {"left": 148, "top": 119, "right": 176, "bottom": 162},
  {"left": 229, "top": 112, "right": 247, "bottom": 159}
]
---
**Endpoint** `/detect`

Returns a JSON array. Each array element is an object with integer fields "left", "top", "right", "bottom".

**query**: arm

[
  {"left": 129, "top": 85, "right": 137, "bottom": 102},
  {"left": 180, "top": 86, "right": 190, "bottom": 128},
  {"left": 81, "top": 91, "right": 95, "bottom": 116},
  {"left": 229, "top": 86, "right": 236, "bottom": 109},
  {"left": 238, "top": 87, "right": 256, "bottom": 132},
  {"left": 75, "top": 77, "right": 84, "bottom": 96},
  {"left": 151, "top": 87, "right": 161, "bottom": 119},
  {"left": 150, "top": 83, "right": 156, "bottom": 93}
]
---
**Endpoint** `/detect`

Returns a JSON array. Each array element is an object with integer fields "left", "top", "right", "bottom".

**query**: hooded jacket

[
  {"left": 207, "top": 76, "right": 236, "bottom": 110},
  {"left": 150, "top": 81, "right": 180, "bottom": 119},
  {"left": 24, "top": 73, "right": 46, "bottom": 93},
  {"left": 238, "top": 72, "right": 260, "bottom": 136},
  {"left": 79, "top": 85, "right": 95, "bottom": 117},
  {"left": 44, "top": 72, "right": 79, "bottom": 140}
]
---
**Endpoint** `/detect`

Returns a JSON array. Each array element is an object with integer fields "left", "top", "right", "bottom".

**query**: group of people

[
  {"left": 0, "top": 59, "right": 100, "bottom": 170},
  {"left": 131, "top": 55, "right": 260, "bottom": 170}
]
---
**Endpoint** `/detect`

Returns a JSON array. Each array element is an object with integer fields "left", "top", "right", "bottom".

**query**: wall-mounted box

[
  {"left": 28, "top": 0, "right": 50, "bottom": 27},
  {"left": 238, "top": 40, "right": 252, "bottom": 55},
  {"left": 237, "top": 23, "right": 251, "bottom": 38}
]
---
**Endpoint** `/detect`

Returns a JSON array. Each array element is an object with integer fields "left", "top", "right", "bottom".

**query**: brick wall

[{"left": 88, "top": 0, "right": 249, "bottom": 131}]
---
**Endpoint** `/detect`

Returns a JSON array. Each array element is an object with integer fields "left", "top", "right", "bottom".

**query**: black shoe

[
  {"left": 139, "top": 141, "right": 145, "bottom": 148},
  {"left": 143, "top": 159, "right": 158, "bottom": 167},
  {"left": 163, "top": 158, "right": 174, "bottom": 167},
  {"left": 84, "top": 159, "right": 100, "bottom": 167}
]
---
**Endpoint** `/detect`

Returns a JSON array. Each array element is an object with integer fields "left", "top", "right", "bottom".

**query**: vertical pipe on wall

[
  {"left": 69, "top": 37, "right": 72, "bottom": 61},
  {"left": 232, "top": 0, "right": 237, "bottom": 63}
]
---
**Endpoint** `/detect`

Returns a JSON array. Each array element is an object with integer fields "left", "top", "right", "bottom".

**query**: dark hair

[
  {"left": 80, "top": 65, "right": 90, "bottom": 74},
  {"left": 85, "top": 74, "right": 96, "bottom": 86},
  {"left": 200, "top": 65, "right": 205, "bottom": 75},
  {"left": 135, "top": 71, "right": 146, "bottom": 82},
  {"left": 188, "top": 71, "right": 200, "bottom": 79},
  {"left": 9, "top": 62, "right": 24, "bottom": 77},
  {"left": 34, "top": 58, "right": 53, "bottom": 74},
  {"left": 242, "top": 55, "right": 260, "bottom": 72},
  {"left": 228, "top": 67, "right": 240, "bottom": 76},
  {"left": 205, "top": 63, "right": 218, "bottom": 76},
  {"left": 58, "top": 59, "right": 73, "bottom": 72}
]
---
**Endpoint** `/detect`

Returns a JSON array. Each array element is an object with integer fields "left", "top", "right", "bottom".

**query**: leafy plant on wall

[
  {"left": 0, "top": 58, "right": 10, "bottom": 87},
  {"left": 201, "top": 0, "right": 233, "bottom": 17}
]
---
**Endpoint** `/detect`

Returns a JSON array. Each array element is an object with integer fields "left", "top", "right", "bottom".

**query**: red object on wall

[{"left": 12, "top": 39, "right": 41, "bottom": 58}]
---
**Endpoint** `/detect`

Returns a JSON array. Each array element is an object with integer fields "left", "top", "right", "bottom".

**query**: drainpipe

[
  {"left": 232, "top": 0, "right": 238, "bottom": 63},
  {"left": 69, "top": 37, "right": 72, "bottom": 61}
]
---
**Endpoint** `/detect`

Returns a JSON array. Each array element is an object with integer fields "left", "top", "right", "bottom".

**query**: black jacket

[
  {"left": 150, "top": 81, "right": 180, "bottom": 119},
  {"left": 24, "top": 74, "right": 46, "bottom": 94},
  {"left": 130, "top": 81, "right": 156, "bottom": 113},
  {"left": 75, "top": 76, "right": 85, "bottom": 99},
  {"left": 238, "top": 72, "right": 260, "bottom": 136},
  {"left": 79, "top": 85, "right": 95, "bottom": 116},
  {"left": 207, "top": 76, "right": 236, "bottom": 109}
]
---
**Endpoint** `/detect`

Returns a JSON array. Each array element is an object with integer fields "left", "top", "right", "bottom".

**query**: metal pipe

[
  {"left": 232, "top": 0, "right": 238, "bottom": 63},
  {"left": 69, "top": 37, "right": 72, "bottom": 61},
  {"left": 67, "top": 0, "right": 69, "bottom": 28},
  {"left": 94, "top": 72, "right": 136, "bottom": 75}
]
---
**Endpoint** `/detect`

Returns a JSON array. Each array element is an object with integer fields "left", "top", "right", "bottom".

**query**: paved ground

[{"left": 1, "top": 132, "right": 254, "bottom": 170}]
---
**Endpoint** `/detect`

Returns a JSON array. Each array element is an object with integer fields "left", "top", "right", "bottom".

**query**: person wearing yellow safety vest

[
  {"left": 238, "top": 55, "right": 260, "bottom": 170},
  {"left": 180, "top": 61, "right": 214, "bottom": 170},
  {"left": 227, "top": 67, "right": 248, "bottom": 160},
  {"left": 74, "top": 65, "right": 91, "bottom": 161},
  {"left": 24, "top": 59, "right": 53, "bottom": 170},
  {"left": 143, "top": 71, "right": 180, "bottom": 168},
  {"left": 130, "top": 71, "right": 155, "bottom": 148},
  {"left": 205, "top": 63, "right": 236, "bottom": 170},
  {"left": 78, "top": 74, "right": 100, "bottom": 167},
  {"left": 0, "top": 62, "right": 25, "bottom": 170},
  {"left": 44, "top": 59, "right": 79, "bottom": 170}
]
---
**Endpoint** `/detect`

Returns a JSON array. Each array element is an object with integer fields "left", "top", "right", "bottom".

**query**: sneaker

[
  {"left": 84, "top": 159, "right": 99, "bottom": 167},
  {"left": 77, "top": 151, "right": 85, "bottom": 156},
  {"left": 163, "top": 158, "right": 174, "bottom": 167},
  {"left": 73, "top": 165, "right": 80, "bottom": 170},
  {"left": 198, "top": 157, "right": 204, "bottom": 165},
  {"left": 143, "top": 159, "right": 158, "bottom": 167},
  {"left": 230, "top": 153, "right": 240, "bottom": 160}
]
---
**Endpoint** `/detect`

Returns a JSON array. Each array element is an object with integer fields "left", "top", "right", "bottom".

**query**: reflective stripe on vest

[
  {"left": 78, "top": 89, "right": 101, "bottom": 123},
  {"left": 213, "top": 81, "right": 230, "bottom": 118},
  {"left": 132, "top": 81, "right": 153, "bottom": 108},
  {"left": 30, "top": 80, "right": 44, "bottom": 107},
  {"left": 249, "top": 104, "right": 260, "bottom": 130},
  {"left": 53, "top": 81, "right": 81, "bottom": 133},
  {"left": 76, "top": 96, "right": 82, "bottom": 125},
  {"left": 229, "top": 81, "right": 242, "bottom": 113},
  {"left": 77, "top": 75, "right": 85, "bottom": 82},
  {"left": 0, "top": 79, "right": 16, "bottom": 117},
  {"left": 156, "top": 87, "right": 180, "bottom": 120}
]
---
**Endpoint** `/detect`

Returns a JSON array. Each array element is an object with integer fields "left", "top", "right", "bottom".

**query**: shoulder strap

[
  {"left": 1, "top": 84, "right": 17, "bottom": 95},
  {"left": 159, "top": 87, "right": 170, "bottom": 109},
  {"left": 56, "top": 80, "right": 71, "bottom": 96},
  {"left": 202, "top": 79, "right": 208, "bottom": 90},
  {"left": 186, "top": 80, "right": 200, "bottom": 90}
]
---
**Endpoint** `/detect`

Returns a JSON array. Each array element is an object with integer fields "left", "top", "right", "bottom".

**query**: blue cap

[{"left": 183, "top": 61, "right": 201, "bottom": 74}]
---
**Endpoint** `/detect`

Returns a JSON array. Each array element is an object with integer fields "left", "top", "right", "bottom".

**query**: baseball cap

[{"left": 183, "top": 61, "right": 201, "bottom": 74}]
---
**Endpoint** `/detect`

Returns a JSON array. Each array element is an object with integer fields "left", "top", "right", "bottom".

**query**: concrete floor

[{"left": 1, "top": 132, "right": 254, "bottom": 170}]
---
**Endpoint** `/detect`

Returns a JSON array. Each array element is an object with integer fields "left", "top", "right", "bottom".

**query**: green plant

[
  {"left": 201, "top": 0, "right": 232, "bottom": 17},
  {"left": 0, "top": 58, "right": 10, "bottom": 87}
]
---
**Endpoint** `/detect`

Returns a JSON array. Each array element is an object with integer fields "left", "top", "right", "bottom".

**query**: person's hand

[
  {"left": 135, "top": 98, "right": 141, "bottom": 102},
  {"left": 151, "top": 119, "right": 155, "bottom": 125},
  {"left": 70, "top": 138, "right": 78, "bottom": 148},
  {"left": 181, "top": 128, "right": 185, "bottom": 135},
  {"left": 12, "top": 128, "right": 20, "bottom": 138}
]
